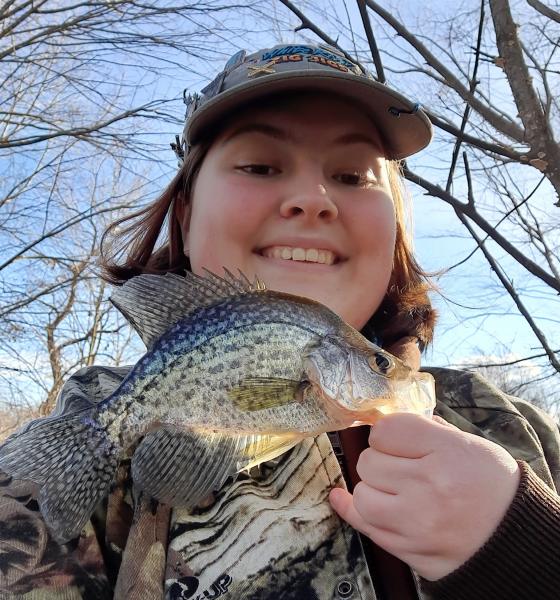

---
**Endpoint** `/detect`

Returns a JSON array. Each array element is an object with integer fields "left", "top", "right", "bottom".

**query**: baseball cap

[{"left": 172, "top": 43, "right": 432, "bottom": 162}]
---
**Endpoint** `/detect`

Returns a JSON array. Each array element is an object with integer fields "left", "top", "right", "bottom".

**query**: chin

[
  {"left": 265, "top": 277, "right": 331, "bottom": 301},
  {"left": 274, "top": 283, "right": 373, "bottom": 329}
]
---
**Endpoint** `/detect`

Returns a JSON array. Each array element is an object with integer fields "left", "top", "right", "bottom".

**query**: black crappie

[{"left": 0, "top": 270, "right": 435, "bottom": 543}]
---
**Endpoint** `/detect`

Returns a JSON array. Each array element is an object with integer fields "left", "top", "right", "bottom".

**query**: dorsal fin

[{"left": 109, "top": 269, "right": 266, "bottom": 349}]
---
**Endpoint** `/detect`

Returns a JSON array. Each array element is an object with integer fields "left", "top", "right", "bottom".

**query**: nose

[{"left": 279, "top": 179, "right": 339, "bottom": 222}]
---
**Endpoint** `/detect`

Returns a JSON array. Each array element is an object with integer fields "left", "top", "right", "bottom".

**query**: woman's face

[{"left": 182, "top": 94, "right": 396, "bottom": 330}]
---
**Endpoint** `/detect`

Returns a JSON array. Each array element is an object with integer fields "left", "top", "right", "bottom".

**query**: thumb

[{"left": 329, "top": 488, "right": 371, "bottom": 537}]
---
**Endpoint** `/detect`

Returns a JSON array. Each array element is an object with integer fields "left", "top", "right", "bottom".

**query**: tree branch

[
  {"left": 526, "top": 0, "right": 560, "bottom": 24},
  {"left": 446, "top": 0, "right": 485, "bottom": 193},
  {"left": 457, "top": 154, "right": 560, "bottom": 372},
  {"left": 403, "top": 165, "right": 560, "bottom": 292},
  {"left": 356, "top": 0, "right": 385, "bottom": 82},
  {"left": 490, "top": 0, "right": 560, "bottom": 201},
  {"left": 277, "top": 0, "right": 368, "bottom": 71},
  {"left": 365, "top": 0, "right": 526, "bottom": 141}
]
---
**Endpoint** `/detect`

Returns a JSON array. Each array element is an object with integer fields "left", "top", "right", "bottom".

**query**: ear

[{"left": 175, "top": 199, "right": 191, "bottom": 256}]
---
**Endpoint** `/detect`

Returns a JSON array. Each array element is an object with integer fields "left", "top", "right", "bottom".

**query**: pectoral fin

[{"left": 228, "top": 377, "right": 302, "bottom": 411}]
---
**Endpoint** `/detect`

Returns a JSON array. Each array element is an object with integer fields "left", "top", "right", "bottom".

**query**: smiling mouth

[{"left": 258, "top": 246, "right": 340, "bottom": 265}]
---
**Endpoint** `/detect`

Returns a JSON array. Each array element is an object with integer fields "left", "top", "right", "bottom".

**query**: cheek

[
  {"left": 199, "top": 180, "right": 268, "bottom": 237},
  {"left": 365, "top": 197, "right": 397, "bottom": 282},
  {"left": 186, "top": 172, "right": 271, "bottom": 272},
  {"left": 351, "top": 192, "right": 397, "bottom": 260},
  {"left": 370, "top": 198, "right": 397, "bottom": 290}
]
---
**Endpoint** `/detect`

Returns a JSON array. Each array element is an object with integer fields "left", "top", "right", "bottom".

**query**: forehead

[{"left": 215, "top": 92, "right": 385, "bottom": 149}]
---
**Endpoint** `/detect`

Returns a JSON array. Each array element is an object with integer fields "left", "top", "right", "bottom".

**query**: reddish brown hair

[
  {"left": 99, "top": 96, "right": 437, "bottom": 350},
  {"left": 363, "top": 163, "right": 437, "bottom": 350}
]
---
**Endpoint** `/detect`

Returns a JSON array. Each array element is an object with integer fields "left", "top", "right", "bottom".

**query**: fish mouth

[{"left": 256, "top": 245, "right": 345, "bottom": 266}]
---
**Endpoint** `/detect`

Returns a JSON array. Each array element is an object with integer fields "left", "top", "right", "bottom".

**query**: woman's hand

[{"left": 329, "top": 413, "right": 520, "bottom": 580}]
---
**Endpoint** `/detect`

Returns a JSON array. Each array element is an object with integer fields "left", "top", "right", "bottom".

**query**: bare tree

[
  {"left": 0, "top": 0, "right": 267, "bottom": 431},
  {"left": 0, "top": 1, "right": 257, "bottom": 152},
  {"left": 0, "top": 160, "right": 141, "bottom": 420},
  {"left": 464, "top": 349, "right": 560, "bottom": 418}
]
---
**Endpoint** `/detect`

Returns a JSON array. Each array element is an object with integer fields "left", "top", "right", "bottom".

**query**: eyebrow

[{"left": 220, "top": 123, "right": 382, "bottom": 151}]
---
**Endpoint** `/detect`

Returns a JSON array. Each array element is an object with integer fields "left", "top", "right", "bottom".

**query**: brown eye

[
  {"left": 334, "top": 170, "right": 380, "bottom": 188},
  {"left": 239, "top": 164, "right": 279, "bottom": 176},
  {"left": 368, "top": 352, "right": 394, "bottom": 375},
  {"left": 335, "top": 172, "right": 363, "bottom": 186}
]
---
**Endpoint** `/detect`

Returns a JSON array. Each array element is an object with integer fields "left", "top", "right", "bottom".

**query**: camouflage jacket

[{"left": 1, "top": 366, "right": 559, "bottom": 600}]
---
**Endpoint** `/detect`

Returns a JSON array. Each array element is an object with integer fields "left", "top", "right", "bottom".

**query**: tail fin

[{"left": 0, "top": 412, "right": 120, "bottom": 543}]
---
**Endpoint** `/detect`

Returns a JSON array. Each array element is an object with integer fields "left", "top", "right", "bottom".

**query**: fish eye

[{"left": 368, "top": 352, "right": 394, "bottom": 375}]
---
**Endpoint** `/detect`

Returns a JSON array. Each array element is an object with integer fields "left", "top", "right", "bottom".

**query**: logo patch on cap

[
  {"left": 247, "top": 60, "right": 277, "bottom": 78},
  {"left": 174, "top": 43, "right": 432, "bottom": 164},
  {"left": 260, "top": 45, "right": 361, "bottom": 74}
]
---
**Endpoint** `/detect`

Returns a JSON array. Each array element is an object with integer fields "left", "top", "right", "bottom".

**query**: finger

[
  {"left": 352, "top": 481, "right": 403, "bottom": 530},
  {"left": 329, "top": 487, "right": 394, "bottom": 539},
  {"left": 369, "top": 412, "right": 456, "bottom": 458},
  {"left": 329, "top": 487, "right": 372, "bottom": 536},
  {"left": 432, "top": 415, "right": 457, "bottom": 429},
  {"left": 330, "top": 485, "right": 401, "bottom": 535},
  {"left": 356, "top": 447, "right": 418, "bottom": 493}
]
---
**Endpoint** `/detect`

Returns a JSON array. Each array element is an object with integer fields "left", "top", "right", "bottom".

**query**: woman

[{"left": 1, "top": 43, "right": 559, "bottom": 600}]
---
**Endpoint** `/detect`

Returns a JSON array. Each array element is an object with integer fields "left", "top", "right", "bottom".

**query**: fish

[{"left": 0, "top": 269, "right": 435, "bottom": 543}]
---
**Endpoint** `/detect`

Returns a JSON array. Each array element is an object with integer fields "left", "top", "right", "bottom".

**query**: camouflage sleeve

[
  {"left": 507, "top": 396, "right": 560, "bottom": 492},
  {"left": 0, "top": 470, "right": 114, "bottom": 598},
  {"left": 420, "top": 368, "right": 560, "bottom": 600},
  {"left": 0, "top": 366, "right": 132, "bottom": 599},
  {"left": 424, "top": 366, "right": 558, "bottom": 489}
]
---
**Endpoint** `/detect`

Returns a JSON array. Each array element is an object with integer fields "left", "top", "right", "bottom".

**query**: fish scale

[
  {"left": 0, "top": 270, "right": 435, "bottom": 543},
  {"left": 119, "top": 325, "right": 325, "bottom": 434},
  {"left": 100, "top": 296, "right": 336, "bottom": 438}
]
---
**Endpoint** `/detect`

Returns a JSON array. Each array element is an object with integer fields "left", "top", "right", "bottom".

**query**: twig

[
  {"left": 460, "top": 350, "right": 560, "bottom": 369},
  {"left": 458, "top": 155, "right": 560, "bottom": 372},
  {"left": 403, "top": 165, "right": 560, "bottom": 293},
  {"left": 445, "top": 175, "right": 546, "bottom": 273},
  {"left": 526, "top": 0, "right": 560, "bottom": 24},
  {"left": 446, "top": 0, "right": 485, "bottom": 193},
  {"left": 277, "top": 0, "right": 367, "bottom": 71},
  {"left": 356, "top": 0, "right": 385, "bottom": 82}
]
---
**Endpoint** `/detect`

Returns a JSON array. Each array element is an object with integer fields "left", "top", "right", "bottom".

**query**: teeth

[
  {"left": 292, "top": 248, "right": 306, "bottom": 261},
  {"left": 262, "top": 246, "right": 337, "bottom": 265},
  {"left": 306, "top": 248, "right": 319, "bottom": 262}
]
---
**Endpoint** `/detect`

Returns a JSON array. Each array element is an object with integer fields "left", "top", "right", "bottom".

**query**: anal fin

[
  {"left": 131, "top": 428, "right": 304, "bottom": 507},
  {"left": 239, "top": 432, "right": 304, "bottom": 471}
]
